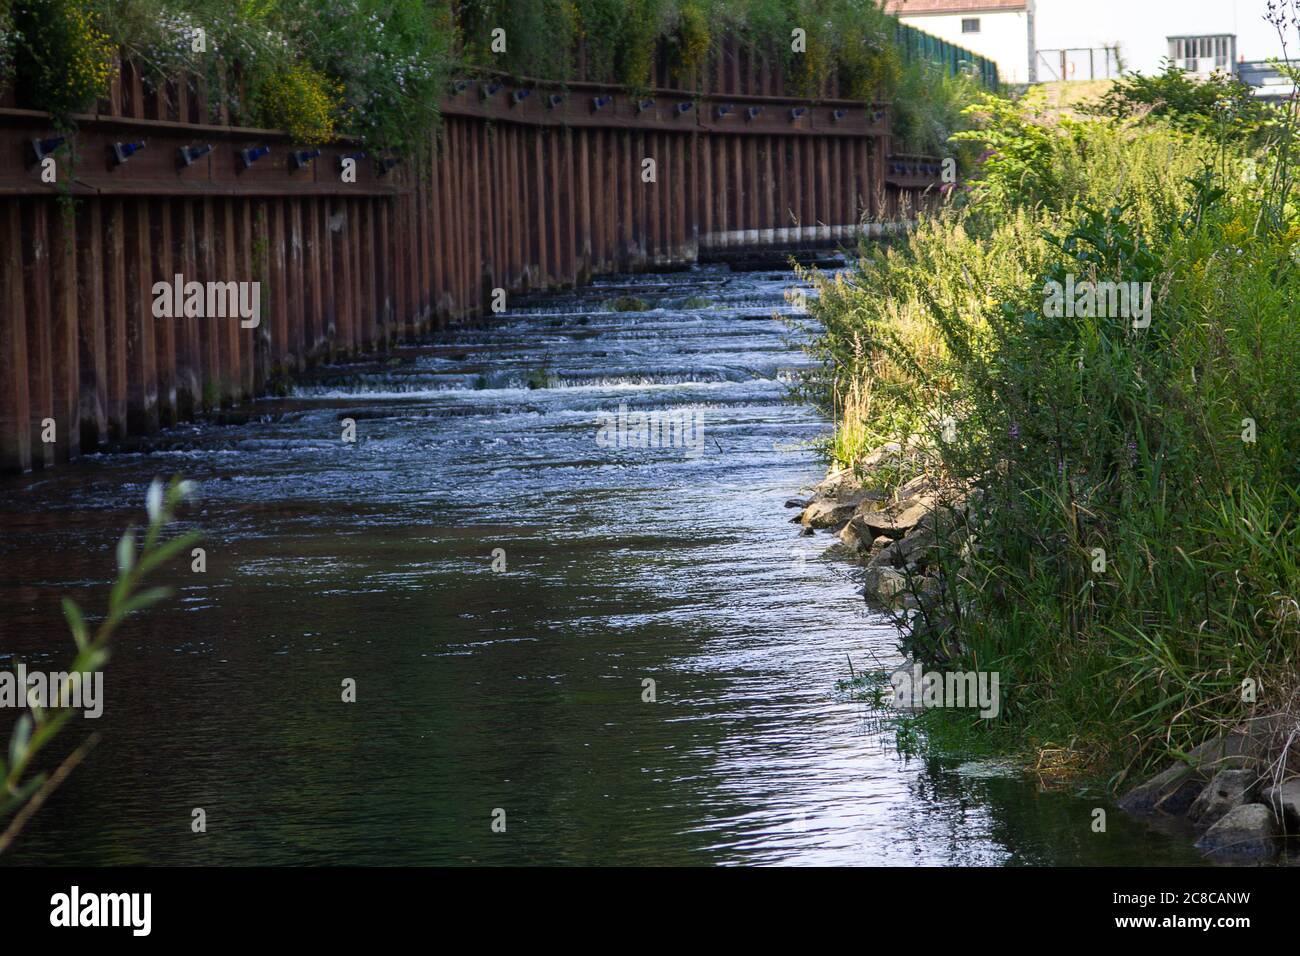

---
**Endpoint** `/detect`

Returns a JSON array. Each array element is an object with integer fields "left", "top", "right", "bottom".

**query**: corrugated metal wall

[{"left": 0, "top": 41, "right": 942, "bottom": 473}]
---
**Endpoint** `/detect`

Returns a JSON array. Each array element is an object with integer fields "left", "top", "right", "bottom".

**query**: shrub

[
  {"left": 286, "top": 0, "right": 455, "bottom": 154},
  {"left": 251, "top": 60, "right": 339, "bottom": 145},
  {"left": 1089, "top": 60, "right": 1276, "bottom": 144},
  {"left": 668, "top": 1, "right": 711, "bottom": 79},
  {"left": 84, "top": 0, "right": 458, "bottom": 152},
  {"left": 28, "top": 0, "right": 979, "bottom": 155},
  {"left": 458, "top": 0, "right": 579, "bottom": 80},
  {"left": 892, "top": 60, "right": 982, "bottom": 161},
  {"left": 12, "top": 0, "right": 118, "bottom": 121},
  {"left": 802, "top": 90, "right": 1300, "bottom": 775},
  {"left": 0, "top": 5, "right": 16, "bottom": 85}
]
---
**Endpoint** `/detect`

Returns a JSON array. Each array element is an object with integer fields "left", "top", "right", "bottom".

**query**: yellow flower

[
  {"left": 1222, "top": 219, "right": 1248, "bottom": 245},
  {"left": 256, "top": 63, "right": 339, "bottom": 145}
]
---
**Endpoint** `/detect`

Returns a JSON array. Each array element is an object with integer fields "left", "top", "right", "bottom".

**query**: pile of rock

[
  {"left": 1118, "top": 716, "right": 1299, "bottom": 861},
  {"left": 793, "top": 446, "right": 972, "bottom": 609},
  {"left": 798, "top": 447, "right": 1300, "bottom": 864}
]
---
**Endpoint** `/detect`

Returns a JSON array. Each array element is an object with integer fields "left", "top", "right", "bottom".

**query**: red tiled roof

[{"left": 884, "top": 0, "right": 1027, "bottom": 14}]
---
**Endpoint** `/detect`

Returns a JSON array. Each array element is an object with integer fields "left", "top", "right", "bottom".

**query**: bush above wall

[{"left": 1, "top": 0, "right": 985, "bottom": 156}]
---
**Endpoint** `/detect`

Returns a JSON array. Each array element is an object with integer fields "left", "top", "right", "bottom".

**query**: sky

[{"left": 1034, "top": 0, "right": 1289, "bottom": 74}]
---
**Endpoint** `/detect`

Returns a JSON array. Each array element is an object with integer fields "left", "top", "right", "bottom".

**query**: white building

[
  {"left": 886, "top": 0, "right": 1288, "bottom": 87},
  {"left": 886, "top": 1, "right": 1034, "bottom": 83}
]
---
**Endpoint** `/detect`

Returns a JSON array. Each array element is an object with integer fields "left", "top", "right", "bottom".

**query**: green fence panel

[{"left": 895, "top": 22, "right": 1000, "bottom": 90}]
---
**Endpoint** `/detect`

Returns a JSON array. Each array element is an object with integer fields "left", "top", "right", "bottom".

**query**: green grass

[
  {"left": 834, "top": 666, "right": 1019, "bottom": 763},
  {"left": 803, "top": 57, "right": 1300, "bottom": 781}
]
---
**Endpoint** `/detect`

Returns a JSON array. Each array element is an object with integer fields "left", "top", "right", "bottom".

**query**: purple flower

[{"left": 1008, "top": 422, "right": 1020, "bottom": 440}]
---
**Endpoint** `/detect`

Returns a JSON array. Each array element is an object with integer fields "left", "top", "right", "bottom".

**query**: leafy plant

[
  {"left": 1089, "top": 60, "right": 1276, "bottom": 145},
  {"left": 12, "top": 0, "right": 118, "bottom": 123},
  {"left": 667, "top": 0, "right": 710, "bottom": 79},
  {"left": 4, "top": 0, "right": 987, "bottom": 156},
  {"left": 0, "top": 477, "right": 200, "bottom": 855},
  {"left": 950, "top": 93, "right": 1069, "bottom": 210},
  {"left": 251, "top": 60, "right": 339, "bottom": 145},
  {"left": 891, "top": 57, "right": 982, "bottom": 160},
  {"left": 0, "top": 3, "right": 17, "bottom": 84},
  {"left": 525, "top": 356, "right": 553, "bottom": 390},
  {"left": 281, "top": 0, "right": 455, "bottom": 154},
  {"left": 802, "top": 73, "right": 1300, "bottom": 777}
]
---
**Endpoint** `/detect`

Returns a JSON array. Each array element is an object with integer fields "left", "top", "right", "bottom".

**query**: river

[{"left": 0, "top": 263, "right": 1207, "bottom": 865}]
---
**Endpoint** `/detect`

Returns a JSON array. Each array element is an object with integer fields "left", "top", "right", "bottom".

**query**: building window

[
  {"left": 962, "top": 18, "right": 980, "bottom": 34},
  {"left": 1168, "top": 35, "right": 1235, "bottom": 74}
]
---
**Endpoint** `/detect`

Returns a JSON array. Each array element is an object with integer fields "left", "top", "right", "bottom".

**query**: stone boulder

[
  {"left": 1117, "top": 758, "right": 1208, "bottom": 816},
  {"left": 867, "top": 539, "right": 902, "bottom": 569},
  {"left": 898, "top": 572, "right": 944, "bottom": 610},
  {"left": 1186, "top": 770, "right": 1256, "bottom": 829},
  {"left": 807, "top": 465, "right": 863, "bottom": 501},
  {"left": 1185, "top": 720, "right": 1277, "bottom": 774},
  {"left": 1118, "top": 717, "right": 1283, "bottom": 815},
  {"left": 859, "top": 442, "right": 903, "bottom": 469},
  {"left": 862, "top": 567, "right": 906, "bottom": 604},
  {"left": 894, "top": 474, "right": 937, "bottom": 503},
  {"left": 836, "top": 520, "right": 870, "bottom": 554},
  {"left": 894, "top": 519, "right": 938, "bottom": 569},
  {"left": 799, "top": 490, "right": 881, "bottom": 530},
  {"left": 1261, "top": 779, "right": 1300, "bottom": 834},
  {"left": 850, "top": 495, "right": 934, "bottom": 539},
  {"left": 1194, "top": 804, "right": 1281, "bottom": 861},
  {"left": 820, "top": 541, "right": 861, "bottom": 562}
]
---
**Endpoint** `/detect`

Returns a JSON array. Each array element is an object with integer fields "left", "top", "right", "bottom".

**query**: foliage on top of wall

[
  {"left": 1, "top": 0, "right": 973, "bottom": 156},
  {"left": 83, "top": 0, "right": 456, "bottom": 154},
  {"left": 250, "top": 61, "right": 340, "bottom": 145},
  {"left": 10, "top": 0, "right": 118, "bottom": 124},
  {"left": 0, "top": 3, "right": 15, "bottom": 85},
  {"left": 443, "top": 0, "right": 906, "bottom": 96}
]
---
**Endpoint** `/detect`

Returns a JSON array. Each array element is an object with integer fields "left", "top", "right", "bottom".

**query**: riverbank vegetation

[
  {"left": 0, "top": 478, "right": 197, "bottom": 854},
  {"left": 800, "top": 9, "right": 1300, "bottom": 784},
  {"left": 1, "top": 0, "right": 986, "bottom": 154}
]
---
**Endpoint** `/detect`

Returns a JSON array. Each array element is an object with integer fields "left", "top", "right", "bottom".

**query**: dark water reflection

[{"left": 0, "top": 266, "right": 1207, "bottom": 865}]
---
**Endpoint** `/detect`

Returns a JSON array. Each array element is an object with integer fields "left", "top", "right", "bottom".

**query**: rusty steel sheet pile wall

[{"left": 0, "top": 47, "right": 941, "bottom": 474}]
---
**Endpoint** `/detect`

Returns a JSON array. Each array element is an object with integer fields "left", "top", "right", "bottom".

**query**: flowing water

[{"left": 0, "top": 264, "right": 1208, "bottom": 866}]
